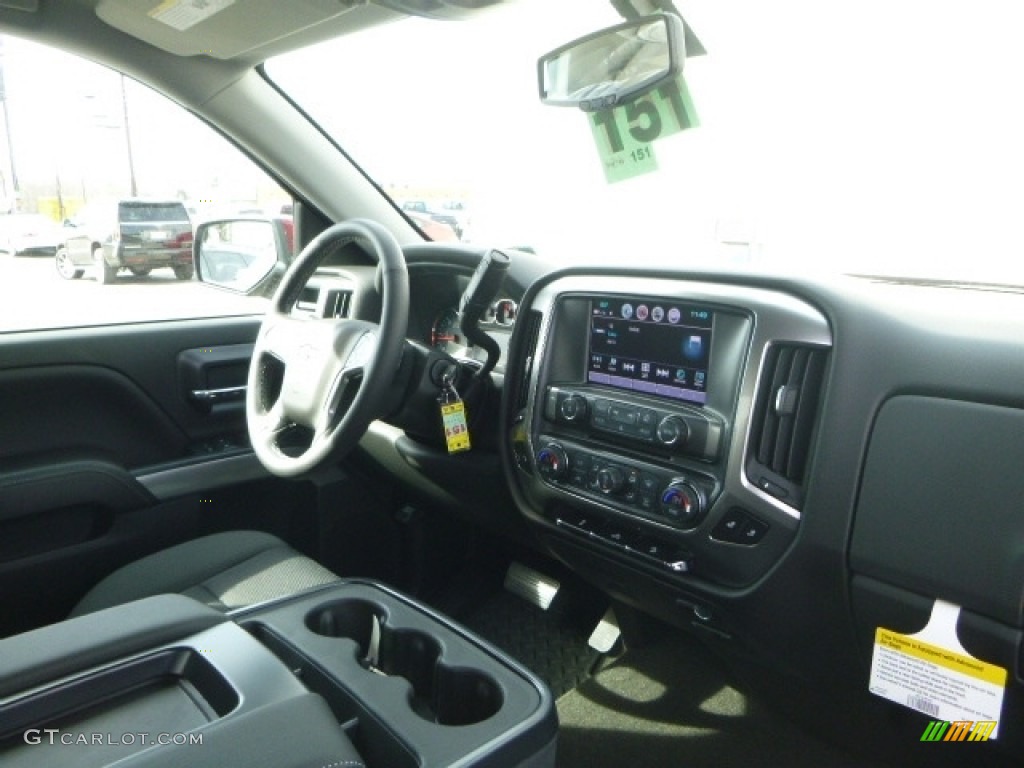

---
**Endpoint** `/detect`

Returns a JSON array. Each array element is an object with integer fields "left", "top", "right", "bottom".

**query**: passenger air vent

[
  {"left": 746, "top": 344, "right": 828, "bottom": 509},
  {"left": 514, "top": 310, "right": 543, "bottom": 411}
]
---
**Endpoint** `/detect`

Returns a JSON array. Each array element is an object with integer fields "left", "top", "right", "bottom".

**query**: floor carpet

[{"left": 555, "top": 638, "right": 885, "bottom": 768}]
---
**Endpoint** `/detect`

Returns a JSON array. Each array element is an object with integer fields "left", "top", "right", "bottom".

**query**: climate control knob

[
  {"left": 660, "top": 480, "right": 706, "bottom": 528},
  {"left": 559, "top": 394, "right": 588, "bottom": 423},
  {"left": 596, "top": 466, "right": 626, "bottom": 494},
  {"left": 536, "top": 444, "right": 569, "bottom": 480},
  {"left": 656, "top": 415, "right": 690, "bottom": 447}
]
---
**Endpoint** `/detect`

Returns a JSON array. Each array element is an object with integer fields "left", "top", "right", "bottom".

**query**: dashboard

[
  {"left": 304, "top": 242, "right": 1024, "bottom": 762},
  {"left": 483, "top": 263, "right": 1024, "bottom": 761}
]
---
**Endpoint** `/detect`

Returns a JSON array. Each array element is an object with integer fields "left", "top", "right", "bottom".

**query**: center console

[
  {"left": 0, "top": 588, "right": 557, "bottom": 768},
  {"left": 507, "top": 274, "right": 831, "bottom": 603}
]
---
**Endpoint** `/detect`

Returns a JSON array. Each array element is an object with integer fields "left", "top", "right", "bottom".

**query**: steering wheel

[{"left": 247, "top": 219, "right": 409, "bottom": 477}]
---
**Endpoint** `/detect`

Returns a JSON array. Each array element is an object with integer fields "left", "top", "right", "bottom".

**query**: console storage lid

[
  {"left": 0, "top": 594, "right": 367, "bottom": 768},
  {"left": 0, "top": 594, "right": 225, "bottom": 699}
]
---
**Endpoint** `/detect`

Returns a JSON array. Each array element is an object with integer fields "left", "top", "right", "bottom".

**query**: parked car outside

[
  {"left": 401, "top": 199, "right": 463, "bottom": 239},
  {"left": 55, "top": 199, "right": 194, "bottom": 283},
  {"left": 405, "top": 209, "right": 458, "bottom": 242},
  {"left": 0, "top": 212, "right": 64, "bottom": 256},
  {"left": 438, "top": 200, "right": 471, "bottom": 238}
]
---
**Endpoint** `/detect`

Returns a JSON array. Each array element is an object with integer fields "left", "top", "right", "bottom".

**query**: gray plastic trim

[{"left": 136, "top": 453, "right": 268, "bottom": 501}]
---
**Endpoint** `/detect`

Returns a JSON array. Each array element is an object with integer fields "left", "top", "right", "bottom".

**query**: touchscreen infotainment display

[{"left": 587, "top": 297, "right": 713, "bottom": 405}]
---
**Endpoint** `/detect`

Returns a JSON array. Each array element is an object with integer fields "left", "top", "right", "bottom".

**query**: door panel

[{"left": 0, "top": 316, "right": 303, "bottom": 636}]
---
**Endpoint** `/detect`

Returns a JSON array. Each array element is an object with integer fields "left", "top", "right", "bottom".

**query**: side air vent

[
  {"left": 514, "top": 310, "right": 543, "bottom": 411},
  {"left": 746, "top": 344, "right": 829, "bottom": 509}
]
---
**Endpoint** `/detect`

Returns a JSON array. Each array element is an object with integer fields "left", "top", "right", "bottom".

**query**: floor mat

[
  {"left": 462, "top": 591, "right": 602, "bottom": 699},
  {"left": 556, "top": 638, "right": 883, "bottom": 768}
]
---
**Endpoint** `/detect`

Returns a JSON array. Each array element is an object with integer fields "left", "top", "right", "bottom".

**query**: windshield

[{"left": 267, "top": 0, "right": 1024, "bottom": 286}]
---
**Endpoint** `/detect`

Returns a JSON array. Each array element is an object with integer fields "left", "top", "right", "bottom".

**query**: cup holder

[
  {"left": 306, "top": 597, "right": 383, "bottom": 652},
  {"left": 306, "top": 599, "right": 503, "bottom": 726}
]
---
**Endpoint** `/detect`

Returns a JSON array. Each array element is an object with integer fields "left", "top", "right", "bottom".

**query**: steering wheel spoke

[
  {"left": 249, "top": 395, "right": 291, "bottom": 456},
  {"left": 246, "top": 220, "right": 408, "bottom": 477}
]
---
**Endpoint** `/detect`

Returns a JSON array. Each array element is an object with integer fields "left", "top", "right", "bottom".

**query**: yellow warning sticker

[
  {"left": 441, "top": 401, "right": 471, "bottom": 454},
  {"left": 869, "top": 621, "right": 1006, "bottom": 736},
  {"left": 876, "top": 629, "right": 1006, "bottom": 686}
]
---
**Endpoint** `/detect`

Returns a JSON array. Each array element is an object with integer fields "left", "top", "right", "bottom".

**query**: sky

[
  {"left": 0, "top": 34, "right": 273, "bottom": 211},
  {"left": 2, "top": 0, "right": 1024, "bottom": 282},
  {"left": 266, "top": 0, "right": 1024, "bottom": 282}
]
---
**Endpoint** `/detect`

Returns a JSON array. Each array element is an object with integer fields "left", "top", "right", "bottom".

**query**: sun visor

[
  {"left": 95, "top": 0, "right": 364, "bottom": 59},
  {"left": 0, "top": 0, "right": 38, "bottom": 12},
  {"left": 373, "top": 0, "right": 510, "bottom": 21}
]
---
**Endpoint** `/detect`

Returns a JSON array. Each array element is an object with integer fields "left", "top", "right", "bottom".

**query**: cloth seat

[{"left": 71, "top": 530, "right": 339, "bottom": 617}]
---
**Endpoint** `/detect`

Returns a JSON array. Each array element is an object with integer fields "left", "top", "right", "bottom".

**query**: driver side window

[{"left": 0, "top": 36, "right": 291, "bottom": 333}]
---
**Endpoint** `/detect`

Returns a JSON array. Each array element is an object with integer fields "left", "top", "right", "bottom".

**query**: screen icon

[
  {"left": 695, "top": 371, "right": 706, "bottom": 387},
  {"left": 651, "top": 306, "right": 664, "bottom": 322},
  {"left": 667, "top": 307, "right": 681, "bottom": 324},
  {"left": 636, "top": 304, "right": 649, "bottom": 321},
  {"left": 684, "top": 335, "right": 703, "bottom": 360},
  {"left": 621, "top": 304, "right": 633, "bottom": 319},
  {"left": 675, "top": 369, "right": 687, "bottom": 383}
]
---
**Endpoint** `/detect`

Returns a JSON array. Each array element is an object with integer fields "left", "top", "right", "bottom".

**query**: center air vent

[
  {"left": 294, "top": 286, "right": 352, "bottom": 318},
  {"left": 746, "top": 344, "right": 828, "bottom": 509},
  {"left": 324, "top": 289, "right": 352, "bottom": 319}
]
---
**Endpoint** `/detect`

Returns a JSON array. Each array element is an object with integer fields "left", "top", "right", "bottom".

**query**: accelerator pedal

[{"left": 587, "top": 606, "right": 621, "bottom": 653}]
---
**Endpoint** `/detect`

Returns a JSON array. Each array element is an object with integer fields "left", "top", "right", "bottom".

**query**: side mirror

[
  {"left": 194, "top": 217, "right": 294, "bottom": 296},
  {"left": 538, "top": 13, "right": 685, "bottom": 111}
]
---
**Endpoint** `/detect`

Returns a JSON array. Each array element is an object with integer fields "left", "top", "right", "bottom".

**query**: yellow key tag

[{"left": 441, "top": 400, "right": 471, "bottom": 454}]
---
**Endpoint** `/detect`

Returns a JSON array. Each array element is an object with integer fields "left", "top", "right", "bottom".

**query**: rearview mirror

[
  {"left": 538, "top": 13, "right": 685, "bottom": 111},
  {"left": 194, "top": 217, "right": 293, "bottom": 296}
]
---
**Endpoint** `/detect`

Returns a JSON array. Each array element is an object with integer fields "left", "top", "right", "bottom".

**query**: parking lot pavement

[{"left": 0, "top": 252, "right": 268, "bottom": 333}]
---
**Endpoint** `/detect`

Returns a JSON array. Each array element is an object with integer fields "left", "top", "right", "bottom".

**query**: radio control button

[
  {"left": 639, "top": 473, "right": 660, "bottom": 493},
  {"left": 560, "top": 394, "right": 588, "bottom": 422},
  {"left": 656, "top": 415, "right": 690, "bottom": 447},
  {"left": 622, "top": 469, "right": 640, "bottom": 503},
  {"left": 608, "top": 404, "right": 638, "bottom": 425},
  {"left": 573, "top": 452, "right": 593, "bottom": 472}
]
